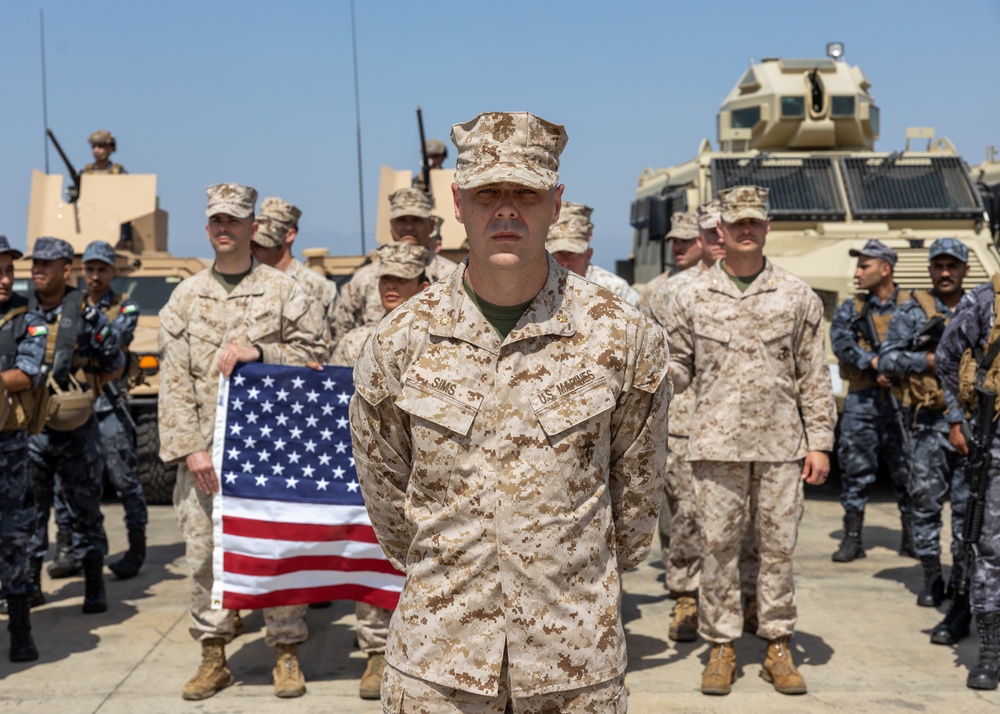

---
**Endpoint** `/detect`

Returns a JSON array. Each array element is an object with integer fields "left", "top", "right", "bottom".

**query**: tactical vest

[
  {"left": 0, "top": 295, "right": 47, "bottom": 433},
  {"left": 83, "top": 162, "right": 125, "bottom": 174},
  {"left": 958, "top": 275, "right": 1000, "bottom": 413},
  {"left": 31, "top": 288, "right": 91, "bottom": 388},
  {"left": 902, "top": 289, "right": 949, "bottom": 413},
  {"left": 0, "top": 294, "right": 30, "bottom": 373},
  {"left": 840, "top": 290, "right": 911, "bottom": 391},
  {"left": 101, "top": 292, "right": 135, "bottom": 389}
]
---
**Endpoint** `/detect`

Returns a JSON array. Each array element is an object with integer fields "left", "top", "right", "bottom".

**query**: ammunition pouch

[{"left": 44, "top": 372, "right": 95, "bottom": 432}]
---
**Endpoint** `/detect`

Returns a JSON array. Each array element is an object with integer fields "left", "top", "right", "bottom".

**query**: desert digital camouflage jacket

[
  {"left": 332, "top": 252, "right": 457, "bottom": 342},
  {"left": 584, "top": 263, "right": 640, "bottom": 306},
  {"left": 349, "top": 257, "right": 670, "bottom": 697},
  {"left": 285, "top": 258, "right": 338, "bottom": 353},
  {"left": 641, "top": 265, "right": 704, "bottom": 438},
  {"left": 157, "top": 261, "right": 326, "bottom": 464},
  {"left": 666, "top": 260, "right": 836, "bottom": 461}
]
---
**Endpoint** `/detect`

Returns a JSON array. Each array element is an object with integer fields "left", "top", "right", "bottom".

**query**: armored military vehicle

[
  {"left": 21, "top": 168, "right": 208, "bottom": 503},
  {"left": 629, "top": 44, "right": 1000, "bottom": 400},
  {"left": 378, "top": 165, "right": 468, "bottom": 264}
]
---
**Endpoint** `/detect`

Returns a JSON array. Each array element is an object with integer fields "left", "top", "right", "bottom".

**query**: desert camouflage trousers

[
  {"left": 357, "top": 601, "right": 391, "bottom": 653},
  {"left": 0, "top": 431, "right": 36, "bottom": 595},
  {"left": 659, "top": 436, "right": 701, "bottom": 593},
  {"left": 173, "top": 464, "right": 307, "bottom": 645},
  {"left": 692, "top": 460, "right": 803, "bottom": 642},
  {"left": 381, "top": 658, "right": 626, "bottom": 713}
]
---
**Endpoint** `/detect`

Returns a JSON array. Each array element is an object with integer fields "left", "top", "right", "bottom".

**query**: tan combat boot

[
  {"left": 668, "top": 593, "right": 698, "bottom": 642},
  {"left": 273, "top": 643, "right": 306, "bottom": 698},
  {"left": 181, "top": 638, "right": 234, "bottom": 700},
  {"left": 701, "top": 642, "right": 736, "bottom": 695},
  {"left": 761, "top": 637, "right": 807, "bottom": 694},
  {"left": 359, "top": 652, "right": 386, "bottom": 700}
]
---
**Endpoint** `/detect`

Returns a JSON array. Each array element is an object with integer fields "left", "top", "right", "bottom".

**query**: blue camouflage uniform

[
  {"left": 831, "top": 288, "right": 913, "bottom": 518},
  {"left": 936, "top": 282, "right": 1000, "bottom": 615},
  {"left": 880, "top": 291, "right": 967, "bottom": 568},
  {"left": 28, "top": 287, "right": 123, "bottom": 563},
  {"left": 53, "top": 289, "right": 146, "bottom": 537},
  {"left": 0, "top": 295, "right": 47, "bottom": 597}
]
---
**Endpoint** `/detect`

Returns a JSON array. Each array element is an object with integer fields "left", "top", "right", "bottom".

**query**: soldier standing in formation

[
  {"left": 880, "top": 239, "right": 970, "bottom": 634},
  {"left": 332, "top": 187, "right": 456, "bottom": 342},
  {"left": 351, "top": 111, "right": 670, "bottom": 710},
  {"left": 830, "top": 240, "right": 915, "bottom": 562},
  {"left": 935, "top": 271, "right": 1000, "bottom": 690},
  {"left": 666, "top": 185, "right": 836, "bottom": 696},
  {"left": 545, "top": 201, "right": 640, "bottom": 306},
  {"left": 158, "top": 184, "right": 326, "bottom": 700},
  {"left": 82, "top": 241, "right": 148, "bottom": 580},
  {"left": 328, "top": 241, "right": 430, "bottom": 700},
  {"left": 411, "top": 138, "right": 448, "bottom": 193},
  {"left": 82, "top": 130, "right": 126, "bottom": 175},
  {"left": 27, "top": 237, "right": 123, "bottom": 615},
  {"left": 0, "top": 236, "right": 47, "bottom": 662}
]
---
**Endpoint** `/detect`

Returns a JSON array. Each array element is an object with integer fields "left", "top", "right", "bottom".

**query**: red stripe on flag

[
  {"left": 224, "top": 552, "right": 403, "bottom": 577},
  {"left": 222, "top": 583, "right": 400, "bottom": 610},
  {"left": 222, "top": 515, "right": 381, "bottom": 543}
]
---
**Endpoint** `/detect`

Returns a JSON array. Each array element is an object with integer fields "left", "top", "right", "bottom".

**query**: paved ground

[{"left": 1, "top": 493, "right": 998, "bottom": 713}]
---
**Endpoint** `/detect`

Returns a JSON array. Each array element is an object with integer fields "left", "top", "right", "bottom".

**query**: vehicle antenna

[
  {"left": 40, "top": 9, "right": 50, "bottom": 172},
  {"left": 350, "top": 0, "right": 366, "bottom": 253}
]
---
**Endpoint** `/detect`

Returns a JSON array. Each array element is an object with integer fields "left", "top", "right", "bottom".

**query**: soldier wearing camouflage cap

[
  {"left": 880, "top": 238, "right": 971, "bottom": 639},
  {"left": 667, "top": 184, "right": 836, "bottom": 695},
  {"left": 412, "top": 138, "right": 449, "bottom": 192},
  {"left": 351, "top": 111, "right": 670, "bottom": 710},
  {"left": 0, "top": 235, "right": 48, "bottom": 662},
  {"left": 640, "top": 202, "right": 759, "bottom": 646},
  {"left": 83, "top": 130, "right": 126, "bottom": 175},
  {"left": 332, "top": 187, "right": 456, "bottom": 345},
  {"left": 25, "top": 235, "right": 124, "bottom": 617},
  {"left": 253, "top": 200, "right": 337, "bottom": 358},
  {"left": 546, "top": 201, "right": 640, "bottom": 306},
  {"left": 159, "top": 183, "right": 326, "bottom": 701},
  {"left": 831, "top": 237, "right": 916, "bottom": 566}
]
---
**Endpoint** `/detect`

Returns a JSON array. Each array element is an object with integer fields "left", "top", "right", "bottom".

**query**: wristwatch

[{"left": 254, "top": 344, "right": 264, "bottom": 363}]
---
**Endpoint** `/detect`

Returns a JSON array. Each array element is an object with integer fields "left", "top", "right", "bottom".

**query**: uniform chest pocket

[
  {"left": 187, "top": 318, "right": 224, "bottom": 377},
  {"left": 759, "top": 320, "right": 795, "bottom": 363},
  {"left": 693, "top": 323, "right": 731, "bottom": 346},
  {"left": 531, "top": 374, "right": 616, "bottom": 439},
  {"left": 245, "top": 308, "right": 282, "bottom": 345},
  {"left": 395, "top": 378, "right": 482, "bottom": 503}
]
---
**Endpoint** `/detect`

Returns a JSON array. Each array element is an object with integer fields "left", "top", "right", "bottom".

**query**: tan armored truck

[
  {"left": 629, "top": 44, "right": 1000, "bottom": 402},
  {"left": 20, "top": 169, "right": 208, "bottom": 503}
]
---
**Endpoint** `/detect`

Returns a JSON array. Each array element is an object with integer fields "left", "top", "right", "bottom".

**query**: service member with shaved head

[{"left": 350, "top": 112, "right": 670, "bottom": 711}]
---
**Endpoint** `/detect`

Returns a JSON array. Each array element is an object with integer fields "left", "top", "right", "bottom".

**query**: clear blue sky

[{"left": 2, "top": 0, "right": 998, "bottom": 272}]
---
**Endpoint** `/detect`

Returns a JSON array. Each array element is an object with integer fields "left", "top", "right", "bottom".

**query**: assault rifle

[
  {"left": 860, "top": 308, "right": 912, "bottom": 453},
  {"left": 912, "top": 315, "right": 946, "bottom": 352},
  {"left": 45, "top": 129, "right": 82, "bottom": 202},
  {"left": 960, "top": 385, "right": 997, "bottom": 595}
]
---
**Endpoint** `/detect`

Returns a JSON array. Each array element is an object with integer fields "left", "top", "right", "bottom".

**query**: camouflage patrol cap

[
  {"left": 849, "top": 239, "right": 897, "bottom": 267},
  {"left": 260, "top": 197, "right": 302, "bottom": 228},
  {"left": 451, "top": 112, "right": 568, "bottom": 190},
  {"left": 376, "top": 242, "right": 430, "bottom": 280},
  {"left": 389, "top": 187, "right": 435, "bottom": 219},
  {"left": 27, "top": 236, "right": 73, "bottom": 262},
  {"left": 252, "top": 215, "right": 289, "bottom": 249},
  {"left": 559, "top": 201, "right": 594, "bottom": 223},
  {"left": 425, "top": 138, "right": 447, "bottom": 158},
  {"left": 718, "top": 185, "right": 769, "bottom": 223},
  {"left": 545, "top": 213, "right": 594, "bottom": 253},
  {"left": 82, "top": 240, "right": 116, "bottom": 265},
  {"left": 928, "top": 237, "right": 969, "bottom": 263},
  {"left": 88, "top": 129, "right": 116, "bottom": 148},
  {"left": 666, "top": 212, "right": 699, "bottom": 240},
  {"left": 698, "top": 200, "right": 722, "bottom": 231},
  {"left": 0, "top": 235, "right": 24, "bottom": 260},
  {"left": 205, "top": 183, "right": 257, "bottom": 219}
]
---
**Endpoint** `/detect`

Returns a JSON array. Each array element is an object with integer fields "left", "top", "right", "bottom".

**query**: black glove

[{"left": 82, "top": 304, "right": 101, "bottom": 325}]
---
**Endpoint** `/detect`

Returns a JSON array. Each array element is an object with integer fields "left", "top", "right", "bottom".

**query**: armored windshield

[{"left": 711, "top": 157, "right": 846, "bottom": 220}]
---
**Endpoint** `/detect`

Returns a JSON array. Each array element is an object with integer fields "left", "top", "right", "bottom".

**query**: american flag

[{"left": 210, "top": 362, "right": 403, "bottom": 611}]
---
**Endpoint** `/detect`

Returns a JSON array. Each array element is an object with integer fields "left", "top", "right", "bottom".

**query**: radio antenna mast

[{"left": 40, "top": 9, "right": 50, "bottom": 172}]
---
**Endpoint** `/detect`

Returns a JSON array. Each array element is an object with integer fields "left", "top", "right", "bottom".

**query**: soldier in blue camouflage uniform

[
  {"left": 0, "top": 236, "right": 47, "bottom": 661},
  {"left": 26, "top": 237, "right": 124, "bottom": 615},
  {"left": 936, "top": 274, "right": 1000, "bottom": 690},
  {"left": 880, "top": 239, "right": 969, "bottom": 625},
  {"left": 830, "top": 240, "right": 914, "bottom": 562}
]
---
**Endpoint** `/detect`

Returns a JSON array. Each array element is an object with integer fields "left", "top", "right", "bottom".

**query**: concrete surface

[{"left": 1, "top": 495, "right": 997, "bottom": 712}]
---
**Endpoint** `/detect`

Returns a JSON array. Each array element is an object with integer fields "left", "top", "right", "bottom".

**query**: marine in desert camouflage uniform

[
  {"left": 332, "top": 188, "right": 457, "bottom": 342},
  {"left": 666, "top": 185, "right": 836, "bottom": 697},
  {"left": 546, "top": 200, "right": 639, "bottom": 306},
  {"left": 158, "top": 183, "right": 326, "bottom": 701},
  {"left": 350, "top": 111, "right": 670, "bottom": 712},
  {"left": 328, "top": 242, "right": 430, "bottom": 700}
]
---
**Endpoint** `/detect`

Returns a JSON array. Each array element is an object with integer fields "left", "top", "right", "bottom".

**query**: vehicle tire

[{"left": 134, "top": 406, "right": 177, "bottom": 505}]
